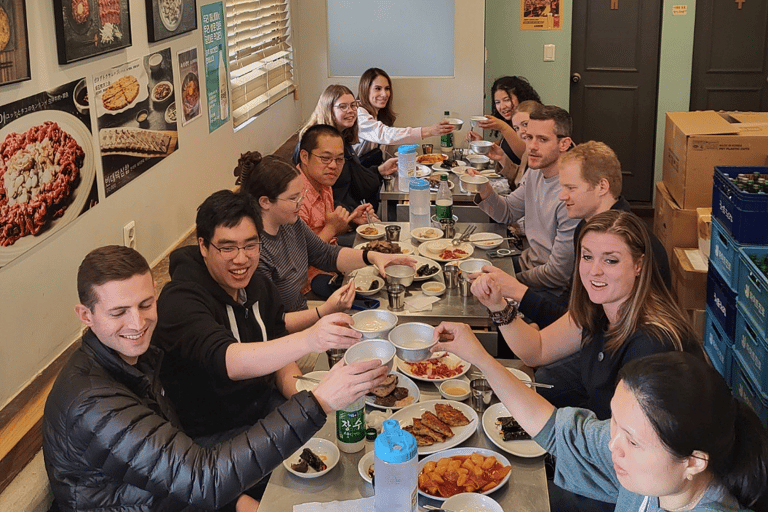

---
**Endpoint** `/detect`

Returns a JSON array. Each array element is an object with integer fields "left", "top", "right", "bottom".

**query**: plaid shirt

[{"left": 299, "top": 172, "right": 337, "bottom": 293}]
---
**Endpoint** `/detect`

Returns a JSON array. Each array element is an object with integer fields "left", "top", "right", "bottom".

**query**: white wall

[{"left": 0, "top": 1, "right": 305, "bottom": 407}]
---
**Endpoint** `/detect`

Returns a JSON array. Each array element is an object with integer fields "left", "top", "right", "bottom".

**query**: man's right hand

[
  {"left": 326, "top": 206, "right": 353, "bottom": 235},
  {"left": 306, "top": 312, "right": 361, "bottom": 353},
  {"left": 313, "top": 359, "right": 389, "bottom": 413}
]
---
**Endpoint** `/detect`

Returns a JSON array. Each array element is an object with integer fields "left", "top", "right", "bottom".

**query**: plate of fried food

[
  {"left": 410, "top": 226, "right": 444, "bottom": 243},
  {"left": 355, "top": 240, "right": 416, "bottom": 256},
  {"left": 418, "top": 239, "right": 474, "bottom": 262},
  {"left": 417, "top": 153, "right": 447, "bottom": 166},
  {"left": 395, "top": 352, "right": 470, "bottom": 382},
  {"left": 365, "top": 372, "right": 419, "bottom": 410},
  {"left": 284, "top": 438, "right": 340, "bottom": 478},
  {"left": 482, "top": 402, "right": 546, "bottom": 458},
  {"left": 391, "top": 399, "right": 478, "bottom": 455},
  {"left": 356, "top": 223, "right": 386, "bottom": 240},
  {"left": 432, "top": 159, "right": 467, "bottom": 172},
  {"left": 418, "top": 447, "right": 512, "bottom": 500}
]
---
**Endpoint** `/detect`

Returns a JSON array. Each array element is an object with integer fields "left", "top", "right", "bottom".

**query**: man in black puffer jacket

[{"left": 43, "top": 245, "right": 387, "bottom": 512}]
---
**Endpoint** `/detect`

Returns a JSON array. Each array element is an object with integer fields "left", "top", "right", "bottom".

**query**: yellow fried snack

[{"left": 418, "top": 453, "right": 512, "bottom": 498}]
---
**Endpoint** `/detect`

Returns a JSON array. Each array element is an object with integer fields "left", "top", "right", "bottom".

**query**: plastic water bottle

[
  {"left": 440, "top": 110, "right": 453, "bottom": 150},
  {"left": 397, "top": 144, "right": 418, "bottom": 193},
  {"left": 374, "top": 419, "right": 418, "bottom": 512},
  {"left": 409, "top": 177, "right": 430, "bottom": 230},
  {"left": 436, "top": 174, "right": 453, "bottom": 222},
  {"left": 336, "top": 396, "right": 365, "bottom": 453}
]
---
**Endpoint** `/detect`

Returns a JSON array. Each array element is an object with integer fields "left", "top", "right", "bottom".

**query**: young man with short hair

[{"left": 43, "top": 245, "right": 386, "bottom": 512}]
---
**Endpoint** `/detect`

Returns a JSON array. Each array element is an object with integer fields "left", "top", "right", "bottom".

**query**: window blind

[{"left": 225, "top": 0, "right": 295, "bottom": 129}]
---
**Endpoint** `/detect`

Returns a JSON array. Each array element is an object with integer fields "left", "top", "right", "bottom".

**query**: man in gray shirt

[{"left": 474, "top": 105, "right": 579, "bottom": 298}]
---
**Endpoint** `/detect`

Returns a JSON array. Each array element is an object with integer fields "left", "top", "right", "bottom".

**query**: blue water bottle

[{"left": 374, "top": 419, "right": 418, "bottom": 512}]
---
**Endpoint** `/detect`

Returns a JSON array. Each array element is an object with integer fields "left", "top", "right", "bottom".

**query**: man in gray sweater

[{"left": 474, "top": 105, "right": 579, "bottom": 299}]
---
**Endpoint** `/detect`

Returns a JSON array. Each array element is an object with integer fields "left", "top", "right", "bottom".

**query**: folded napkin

[
  {"left": 294, "top": 496, "right": 374, "bottom": 512},
  {"left": 404, "top": 294, "right": 440, "bottom": 312}
]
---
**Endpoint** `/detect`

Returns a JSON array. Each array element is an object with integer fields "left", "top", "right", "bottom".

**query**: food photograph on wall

[
  {"left": 0, "top": 78, "right": 99, "bottom": 268},
  {"left": 177, "top": 46, "right": 201, "bottom": 126},
  {"left": 94, "top": 47, "right": 178, "bottom": 197},
  {"left": 146, "top": 0, "right": 197, "bottom": 42},
  {"left": 53, "top": 0, "right": 132, "bottom": 64},
  {"left": 0, "top": 0, "right": 31, "bottom": 86}
]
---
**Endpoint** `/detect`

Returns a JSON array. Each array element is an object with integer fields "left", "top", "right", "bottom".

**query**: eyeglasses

[
  {"left": 209, "top": 241, "right": 261, "bottom": 259},
  {"left": 310, "top": 152, "right": 345, "bottom": 167},
  {"left": 334, "top": 101, "right": 359, "bottom": 112},
  {"left": 277, "top": 194, "right": 304, "bottom": 206}
]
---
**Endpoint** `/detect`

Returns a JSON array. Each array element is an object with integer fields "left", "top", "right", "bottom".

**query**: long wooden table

[{"left": 259, "top": 359, "right": 550, "bottom": 512}]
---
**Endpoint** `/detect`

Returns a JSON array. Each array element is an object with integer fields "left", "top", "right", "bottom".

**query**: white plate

[
  {"left": 469, "top": 232, "right": 503, "bottom": 250},
  {"left": 410, "top": 226, "right": 444, "bottom": 243},
  {"left": 295, "top": 370, "right": 327, "bottom": 393},
  {"left": 350, "top": 267, "right": 384, "bottom": 296},
  {"left": 356, "top": 223, "right": 386, "bottom": 240},
  {"left": 358, "top": 450, "right": 375, "bottom": 484},
  {"left": 480, "top": 169, "right": 502, "bottom": 179},
  {"left": 409, "top": 254, "right": 442, "bottom": 282},
  {"left": 418, "top": 240, "right": 474, "bottom": 262},
  {"left": 407, "top": 164, "right": 431, "bottom": 178},
  {"left": 95, "top": 64, "right": 149, "bottom": 116},
  {"left": 450, "top": 165, "right": 473, "bottom": 176},
  {"left": 0, "top": 110, "right": 96, "bottom": 265},
  {"left": 390, "top": 399, "right": 478, "bottom": 456},
  {"left": 432, "top": 160, "right": 467, "bottom": 172},
  {"left": 417, "top": 446, "right": 511, "bottom": 500},
  {"left": 417, "top": 154, "right": 448, "bottom": 166},
  {"left": 444, "top": 492, "right": 503, "bottom": 512},
  {"left": 159, "top": 0, "right": 183, "bottom": 31},
  {"left": 283, "top": 438, "right": 340, "bottom": 478},
  {"left": 507, "top": 367, "right": 532, "bottom": 384},
  {"left": 482, "top": 402, "right": 546, "bottom": 458},
  {"left": 366, "top": 372, "right": 420, "bottom": 410},
  {"left": 395, "top": 352, "right": 471, "bottom": 382},
  {"left": 355, "top": 241, "right": 416, "bottom": 256}
]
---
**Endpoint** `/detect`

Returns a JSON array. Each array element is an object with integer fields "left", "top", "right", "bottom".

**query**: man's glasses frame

[{"left": 209, "top": 241, "right": 261, "bottom": 259}]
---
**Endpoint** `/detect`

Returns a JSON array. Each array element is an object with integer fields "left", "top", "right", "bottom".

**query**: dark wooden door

[
  {"left": 569, "top": 0, "right": 662, "bottom": 203},
  {"left": 690, "top": 0, "right": 768, "bottom": 111}
]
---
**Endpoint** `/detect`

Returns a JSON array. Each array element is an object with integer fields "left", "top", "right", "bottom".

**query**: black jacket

[
  {"left": 153, "top": 245, "right": 289, "bottom": 438},
  {"left": 43, "top": 329, "right": 325, "bottom": 512}
]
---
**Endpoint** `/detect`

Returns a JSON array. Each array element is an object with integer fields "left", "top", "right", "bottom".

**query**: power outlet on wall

[{"left": 123, "top": 221, "right": 137, "bottom": 249}]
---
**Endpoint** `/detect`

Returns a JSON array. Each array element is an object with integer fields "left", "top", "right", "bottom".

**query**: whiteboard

[{"left": 327, "top": 0, "right": 455, "bottom": 77}]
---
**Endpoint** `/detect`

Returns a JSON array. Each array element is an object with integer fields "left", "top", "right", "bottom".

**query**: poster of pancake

[
  {"left": 52, "top": 0, "right": 132, "bottom": 64},
  {"left": 0, "top": 79, "right": 99, "bottom": 268},
  {"left": 93, "top": 48, "right": 179, "bottom": 197},
  {"left": 146, "top": 0, "right": 197, "bottom": 43},
  {"left": 0, "top": 0, "right": 31, "bottom": 86}
]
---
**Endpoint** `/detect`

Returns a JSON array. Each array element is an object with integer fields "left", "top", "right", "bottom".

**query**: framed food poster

[
  {"left": 0, "top": 0, "right": 31, "bottom": 86},
  {"left": 0, "top": 78, "right": 99, "bottom": 268},
  {"left": 177, "top": 46, "right": 201, "bottom": 125},
  {"left": 94, "top": 48, "right": 179, "bottom": 197},
  {"left": 52, "top": 0, "right": 132, "bottom": 64},
  {"left": 521, "top": 0, "right": 562, "bottom": 30},
  {"left": 146, "top": 0, "right": 197, "bottom": 43}
]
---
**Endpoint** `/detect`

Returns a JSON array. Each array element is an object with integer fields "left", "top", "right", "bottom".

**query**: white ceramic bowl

[
  {"left": 421, "top": 281, "right": 446, "bottom": 296},
  {"left": 385, "top": 264, "right": 415, "bottom": 287},
  {"left": 73, "top": 79, "right": 89, "bottom": 115},
  {"left": 443, "top": 492, "right": 504, "bottom": 512},
  {"left": 411, "top": 226, "right": 444, "bottom": 243},
  {"left": 344, "top": 339, "right": 396, "bottom": 372},
  {"left": 388, "top": 322, "right": 436, "bottom": 363},
  {"left": 470, "top": 140, "right": 494, "bottom": 155},
  {"left": 458, "top": 258, "right": 492, "bottom": 275},
  {"left": 439, "top": 379, "right": 471, "bottom": 401},
  {"left": 351, "top": 269, "right": 384, "bottom": 297},
  {"left": 356, "top": 223, "right": 386, "bottom": 240},
  {"left": 351, "top": 310, "right": 397, "bottom": 339},
  {"left": 460, "top": 174, "right": 489, "bottom": 193},
  {"left": 467, "top": 154, "right": 491, "bottom": 170},
  {"left": 283, "top": 438, "right": 340, "bottom": 478},
  {"left": 469, "top": 232, "right": 503, "bottom": 250},
  {"left": 151, "top": 81, "right": 173, "bottom": 106},
  {"left": 446, "top": 117, "right": 464, "bottom": 130},
  {"left": 148, "top": 53, "right": 163, "bottom": 70}
]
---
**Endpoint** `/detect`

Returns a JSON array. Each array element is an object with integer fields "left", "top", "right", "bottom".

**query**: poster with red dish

[
  {"left": 52, "top": 0, "right": 132, "bottom": 64},
  {"left": 177, "top": 46, "right": 201, "bottom": 126},
  {"left": 0, "top": 78, "right": 98, "bottom": 268}
]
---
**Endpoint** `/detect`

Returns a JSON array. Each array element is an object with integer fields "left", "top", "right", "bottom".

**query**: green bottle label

[
  {"left": 436, "top": 203, "right": 453, "bottom": 220},
  {"left": 336, "top": 408, "right": 365, "bottom": 443}
]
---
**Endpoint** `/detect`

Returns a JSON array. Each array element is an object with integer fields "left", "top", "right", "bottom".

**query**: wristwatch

[{"left": 488, "top": 300, "right": 518, "bottom": 326}]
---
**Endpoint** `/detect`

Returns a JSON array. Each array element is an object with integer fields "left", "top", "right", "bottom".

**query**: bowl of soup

[
  {"left": 388, "top": 322, "right": 436, "bottom": 363},
  {"left": 439, "top": 379, "right": 471, "bottom": 401},
  {"left": 344, "top": 339, "right": 396, "bottom": 372},
  {"left": 351, "top": 310, "right": 398, "bottom": 339}
]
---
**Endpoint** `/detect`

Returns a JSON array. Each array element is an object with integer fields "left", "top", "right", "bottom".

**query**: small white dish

[
  {"left": 295, "top": 370, "right": 328, "bottom": 392},
  {"left": 444, "top": 492, "right": 504, "bottom": 512},
  {"left": 283, "top": 438, "right": 340, "bottom": 478},
  {"left": 407, "top": 164, "right": 431, "bottom": 177},
  {"left": 431, "top": 160, "right": 467, "bottom": 172},
  {"left": 351, "top": 267, "right": 384, "bottom": 297},
  {"left": 507, "top": 367, "right": 533, "bottom": 384},
  {"left": 356, "top": 223, "right": 386, "bottom": 240},
  {"left": 151, "top": 81, "right": 173, "bottom": 105},
  {"left": 410, "top": 226, "right": 444, "bottom": 243},
  {"left": 358, "top": 450, "right": 375, "bottom": 484},
  {"left": 421, "top": 281, "right": 446, "bottom": 296},
  {"left": 439, "top": 379, "right": 471, "bottom": 401},
  {"left": 469, "top": 232, "right": 503, "bottom": 250}
]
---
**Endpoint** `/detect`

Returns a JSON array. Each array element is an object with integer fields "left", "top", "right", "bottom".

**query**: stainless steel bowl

[
  {"left": 460, "top": 174, "right": 489, "bottom": 193},
  {"left": 351, "top": 310, "right": 398, "bottom": 339},
  {"left": 467, "top": 155, "right": 491, "bottom": 170},
  {"left": 385, "top": 264, "right": 415, "bottom": 287},
  {"left": 344, "top": 339, "right": 396, "bottom": 372},
  {"left": 388, "top": 322, "right": 436, "bottom": 363},
  {"left": 446, "top": 117, "right": 464, "bottom": 130},
  {"left": 458, "top": 258, "right": 493, "bottom": 275},
  {"left": 470, "top": 140, "right": 493, "bottom": 155}
]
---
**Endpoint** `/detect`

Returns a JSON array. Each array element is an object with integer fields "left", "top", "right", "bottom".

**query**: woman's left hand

[
  {"left": 478, "top": 116, "right": 508, "bottom": 132},
  {"left": 431, "top": 321, "right": 487, "bottom": 365},
  {"left": 378, "top": 157, "right": 398, "bottom": 176}
]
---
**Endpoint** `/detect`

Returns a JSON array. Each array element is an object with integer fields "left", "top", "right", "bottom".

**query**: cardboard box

[
  {"left": 686, "top": 308, "right": 706, "bottom": 343},
  {"left": 697, "top": 207, "right": 712, "bottom": 260},
  {"left": 672, "top": 247, "right": 709, "bottom": 310},
  {"left": 662, "top": 111, "right": 768, "bottom": 209},
  {"left": 654, "top": 182, "right": 698, "bottom": 266}
]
